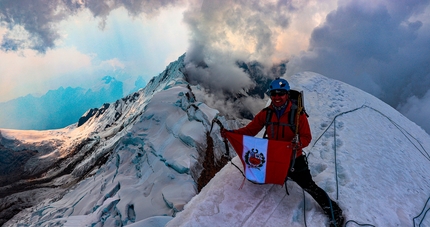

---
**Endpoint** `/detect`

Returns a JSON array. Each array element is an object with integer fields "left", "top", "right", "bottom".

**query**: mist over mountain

[
  {"left": 0, "top": 76, "right": 146, "bottom": 130},
  {"left": 1, "top": 54, "right": 429, "bottom": 226}
]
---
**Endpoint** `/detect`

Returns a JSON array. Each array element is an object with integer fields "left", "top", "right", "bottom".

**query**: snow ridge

[
  {"left": 1, "top": 54, "right": 226, "bottom": 226},
  {"left": 166, "top": 72, "right": 430, "bottom": 227},
  {"left": 1, "top": 57, "right": 430, "bottom": 227}
]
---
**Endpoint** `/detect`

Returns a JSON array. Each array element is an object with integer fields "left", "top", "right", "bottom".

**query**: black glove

[{"left": 221, "top": 128, "right": 232, "bottom": 138}]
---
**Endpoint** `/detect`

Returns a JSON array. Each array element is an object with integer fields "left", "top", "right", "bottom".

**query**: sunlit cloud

[
  {"left": 0, "top": 47, "right": 93, "bottom": 101},
  {"left": 99, "top": 58, "right": 125, "bottom": 71},
  {"left": 0, "top": 4, "right": 188, "bottom": 102},
  {"left": 1, "top": 0, "right": 430, "bottom": 134}
]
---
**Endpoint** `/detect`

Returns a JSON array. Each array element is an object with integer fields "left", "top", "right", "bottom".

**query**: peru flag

[{"left": 225, "top": 131, "right": 294, "bottom": 185}]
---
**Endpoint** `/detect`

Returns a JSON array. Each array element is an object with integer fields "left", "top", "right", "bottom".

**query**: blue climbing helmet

[{"left": 269, "top": 77, "right": 290, "bottom": 92}]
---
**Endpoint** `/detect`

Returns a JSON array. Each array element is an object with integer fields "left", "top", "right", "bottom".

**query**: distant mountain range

[{"left": 0, "top": 76, "right": 145, "bottom": 130}]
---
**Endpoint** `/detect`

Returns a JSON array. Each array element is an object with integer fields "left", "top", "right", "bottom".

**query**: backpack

[{"left": 263, "top": 89, "right": 308, "bottom": 138}]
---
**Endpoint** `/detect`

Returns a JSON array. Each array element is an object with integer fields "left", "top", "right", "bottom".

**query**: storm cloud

[
  {"left": 1, "top": 0, "right": 430, "bottom": 133},
  {"left": 183, "top": 0, "right": 294, "bottom": 92},
  {"left": 286, "top": 0, "right": 430, "bottom": 133},
  {"left": 0, "top": 0, "right": 183, "bottom": 52}
]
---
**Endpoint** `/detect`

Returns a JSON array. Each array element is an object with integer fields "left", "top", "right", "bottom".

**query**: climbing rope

[
  {"left": 333, "top": 119, "right": 339, "bottom": 199},
  {"left": 310, "top": 104, "right": 430, "bottom": 226},
  {"left": 302, "top": 189, "right": 308, "bottom": 227},
  {"left": 312, "top": 104, "right": 430, "bottom": 199},
  {"left": 313, "top": 104, "right": 430, "bottom": 164},
  {"left": 344, "top": 220, "right": 376, "bottom": 226},
  {"left": 212, "top": 105, "right": 430, "bottom": 226},
  {"left": 413, "top": 196, "right": 430, "bottom": 227},
  {"left": 364, "top": 105, "right": 430, "bottom": 162},
  {"left": 312, "top": 105, "right": 368, "bottom": 200},
  {"left": 300, "top": 186, "right": 340, "bottom": 227}
]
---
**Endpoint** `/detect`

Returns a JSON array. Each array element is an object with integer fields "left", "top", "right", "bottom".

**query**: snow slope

[
  {"left": 1, "top": 55, "right": 429, "bottom": 227},
  {"left": 1, "top": 55, "right": 226, "bottom": 226},
  {"left": 165, "top": 72, "right": 430, "bottom": 227}
]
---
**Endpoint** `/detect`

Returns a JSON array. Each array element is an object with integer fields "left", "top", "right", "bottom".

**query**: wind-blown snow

[{"left": 1, "top": 58, "right": 430, "bottom": 227}]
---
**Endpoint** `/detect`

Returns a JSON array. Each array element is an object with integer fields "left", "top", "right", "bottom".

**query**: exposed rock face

[
  {"left": 78, "top": 103, "right": 111, "bottom": 127},
  {"left": 0, "top": 134, "right": 39, "bottom": 186}
]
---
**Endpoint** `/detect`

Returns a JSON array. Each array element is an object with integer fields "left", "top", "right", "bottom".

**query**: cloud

[
  {"left": 0, "top": 3, "right": 189, "bottom": 103},
  {"left": 0, "top": 0, "right": 184, "bottom": 53},
  {"left": 182, "top": 0, "right": 332, "bottom": 95},
  {"left": 99, "top": 58, "right": 125, "bottom": 71},
  {"left": 0, "top": 0, "right": 77, "bottom": 52},
  {"left": 0, "top": 47, "right": 93, "bottom": 101},
  {"left": 0, "top": 0, "right": 334, "bottom": 96},
  {"left": 2, "top": 0, "right": 430, "bottom": 134},
  {"left": 285, "top": 0, "right": 430, "bottom": 120},
  {"left": 397, "top": 89, "right": 430, "bottom": 134},
  {"left": 184, "top": 0, "right": 292, "bottom": 65}
]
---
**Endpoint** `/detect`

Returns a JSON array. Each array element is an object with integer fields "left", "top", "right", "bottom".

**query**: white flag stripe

[{"left": 243, "top": 135, "right": 268, "bottom": 184}]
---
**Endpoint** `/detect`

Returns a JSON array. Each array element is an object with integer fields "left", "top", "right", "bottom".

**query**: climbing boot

[{"left": 323, "top": 202, "right": 344, "bottom": 227}]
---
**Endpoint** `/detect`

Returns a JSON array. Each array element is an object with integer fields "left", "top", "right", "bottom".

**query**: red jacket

[{"left": 232, "top": 101, "right": 312, "bottom": 157}]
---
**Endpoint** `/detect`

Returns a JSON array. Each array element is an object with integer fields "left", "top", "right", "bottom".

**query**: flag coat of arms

[{"left": 225, "top": 131, "right": 294, "bottom": 185}]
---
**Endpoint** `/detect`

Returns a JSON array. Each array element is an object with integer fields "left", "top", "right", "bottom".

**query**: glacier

[{"left": 1, "top": 54, "right": 430, "bottom": 227}]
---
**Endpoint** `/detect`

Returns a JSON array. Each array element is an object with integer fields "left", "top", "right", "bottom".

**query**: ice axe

[{"left": 210, "top": 117, "right": 230, "bottom": 157}]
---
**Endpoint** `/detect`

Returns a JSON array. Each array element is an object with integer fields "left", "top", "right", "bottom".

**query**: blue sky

[
  {"left": 1, "top": 0, "right": 430, "bottom": 133},
  {"left": 0, "top": 3, "right": 188, "bottom": 102},
  {"left": 60, "top": 7, "right": 188, "bottom": 77}
]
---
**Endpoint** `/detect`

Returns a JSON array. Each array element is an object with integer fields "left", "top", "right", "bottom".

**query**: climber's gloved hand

[{"left": 220, "top": 128, "right": 230, "bottom": 138}]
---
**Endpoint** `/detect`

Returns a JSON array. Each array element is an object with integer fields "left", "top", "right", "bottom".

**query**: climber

[{"left": 222, "top": 77, "right": 344, "bottom": 227}]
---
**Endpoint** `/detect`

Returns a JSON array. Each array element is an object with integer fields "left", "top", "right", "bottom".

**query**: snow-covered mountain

[
  {"left": 0, "top": 74, "right": 148, "bottom": 131},
  {"left": 167, "top": 72, "right": 430, "bottom": 227},
  {"left": 0, "top": 76, "right": 125, "bottom": 130},
  {"left": 1, "top": 54, "right": 430, "bottom": 227},
  {"left": 0, "top": 54, "right": 233, "bottom": 226}
]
